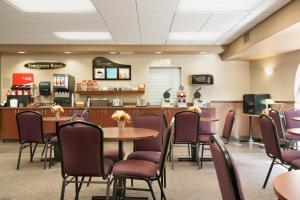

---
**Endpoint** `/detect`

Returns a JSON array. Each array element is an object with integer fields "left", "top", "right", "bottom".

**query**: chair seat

[
  {"left": 127, "top": 151, "right": 161, "bottom": 164},
  {"left": 44, "top": 134, "right": 57, "bottom": 142},
  {"left": 198, "top": 134, "right": 212, "bottom": 143},
  {"left": 104, "top": 149, "right": 125, "bottom": 163},
  {"left": 113, "top": 160, "right": 158, "bottom": 178},
  {"left": 291, "top": 159, "right": 300, "bottom": 169},
  {"left": 103, "top": 158, "right": 114, "bottom": 177},
  {"left": 285, "top": 132, "right": 300, "bottom": 140},
  {"left": 281, "top": 151, "right": 300, "bottom": 163}
]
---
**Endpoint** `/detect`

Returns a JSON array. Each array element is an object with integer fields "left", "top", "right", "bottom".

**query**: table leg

[
  {"left": 118, "top": 141, "right": 123, "bottom": 161},
  {"left": 249, "top": 116, "right": 254, "bottom": 142}
]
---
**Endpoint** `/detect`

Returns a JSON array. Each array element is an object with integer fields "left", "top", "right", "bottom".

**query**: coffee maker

[
  {"left": 193, "top": 87, "right": 203, "bottom": 107},
  {"left": 53, "top": 74, "right": 75, "bottom": 106},
  {"left": 161, "top": 88, "right": 174, "bottom": 107}
]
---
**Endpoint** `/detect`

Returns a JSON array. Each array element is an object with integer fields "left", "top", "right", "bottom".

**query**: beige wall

[
  {"left": 1, "top": 54, "right": 250, "bottom": 103},
  {"left": 250, "top": 50, "right": 300, "bottom": 101}
]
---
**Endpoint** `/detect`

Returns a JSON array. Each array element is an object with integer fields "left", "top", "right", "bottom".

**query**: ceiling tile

[
  {"left": 137, "top": 0, "right": 179, "bottom": 13},
  {"left": 191, "top": 40, "right": 217, "bottom": 45},
  {"left": 26, "top": 13, "right": 69, "bottom": 23},
  {"left": 73, "top": 23, "right": 108, "bottom": 31},
  {"left": 93, "top": 0, "right": 136, "bottom": 12},
  {"left": 0, "top": 13, "right": 34, "bottom": 23},
  {"left": 201, "top": 12, "right": 248, "bottom": 33},
  {"left": 170, "top": 12, "right": 211, "bottom": 32},
  {"left": 0, "top": 23, "right": 76, "bottom": 33},
  {"left": 166, "top": 40, "right": 191, "bottom": 45},
  {"left": 0, "top": 1, "right": 19, "bottom": 13},
  {"left": 139, "top": 13, "right": 173, "bottom": 25},
  {"left": 65, "top": 13, "right": 104, "bottom": 24}
]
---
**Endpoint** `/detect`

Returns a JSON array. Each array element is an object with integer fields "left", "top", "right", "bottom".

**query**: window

[{"left": 148, "top": 67, "right": 181, "bottom": 105}]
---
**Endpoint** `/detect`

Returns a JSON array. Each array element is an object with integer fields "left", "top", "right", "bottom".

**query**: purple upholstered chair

[
  {"left": 210, "top": 135, "right": 245, "bottom": 200},
  {"left": 16, "top": 110, "right": 56, "bottom": 170},
  {"left": 259, "top": 114, "right": 300, "bottom": 188},
  {"left": 198, "top": 110, "right": 235, "bottom": 168},
  {"left": 283, "top": 108, "right": 300, "bottom": 149},
  {"left": 58, "top": 121, "right": 113, "bottom": 200},
  {"left": 112, "top": 125, "right": 172, "bottom": 200},
  {"left": 171, "top": 110, "right": 200, "bottom": 169}
]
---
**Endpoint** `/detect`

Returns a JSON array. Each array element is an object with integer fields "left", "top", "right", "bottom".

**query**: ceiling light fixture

[
  {"left": 64, "top": 51, "right": 71, "bottom": 54},
  {"left": 54, "top": 32, "right": 112, "bottom": 40},
  {"left": 7, "top": 0, "right": 96, "bottom": 13},
  {"left": 178, "top": 0, "right": 262, "bottom": 12},
  {"left": 18, "top": 51, "right": 25, "bottom": 54},
  {"left": 110, "top": 52, "right": 117, "bottom": 54},
  {"left": 200, "top": 51, "right": 207, "bottom": 54},
  {"left": 155, "top": 52, "right": 162, "bottom": 54},
  {"left": 169, "top": 32, "right": 221, "bottom": 41}
]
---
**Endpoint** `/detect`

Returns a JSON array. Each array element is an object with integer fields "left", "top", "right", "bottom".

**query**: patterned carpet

[{"left": 0, "top": 141, "right": 285, "bottom": 200}]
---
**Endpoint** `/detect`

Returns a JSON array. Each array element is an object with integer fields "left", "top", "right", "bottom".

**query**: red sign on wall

[{"left": 12, "top": 73, "right": 34, "bottom": 85}]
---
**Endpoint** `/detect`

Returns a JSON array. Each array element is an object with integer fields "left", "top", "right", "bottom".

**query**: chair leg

[
  {"left": 263, "top": 158, "right": 275, "bottom": 189},
  {"left": 200, "top": 144, "right": 205, "bottom": 169},
  {"left": 49, "top": 143, "right": 53, "bottom": 169},
  {"left": 196, "top": 143, "right": 200, "bottom": 169},
  {"left": 60, "top": 179, "right": 66, "bottom": 200},
  {"left": 163, "top": 167, "right": 167, "bottom": 188},
  {"left": 146, "top": 180, "right": 156, "bottom": 200},
  {"left": 105, "top": 176, "right": 111, "bottom": 200},
  {"left": 187, "top": 143, "right": 190, "bottom": 156},
  {"left": 171, "top": 144, "right": 174, "bottom": 170},
  {"left": 29, "top": 143, "right": 33, "bottom": 162},
  {"left": 41, "top": 144, "right": 46, "bottom": 157},
  {"left": 112, "top": 177, "right": 118, "bottom": 200},
  {"left": 74, "top": 176, "right": 80, "bottom": 200},
  {"left": 87, "top": 176, "right": 92, "bottom": 187},
  {"left": 16, "top": 143, "right": 24, "bottom": 170},
  {"left": 157, "top": 178, "right": 166, "bottom": 200},
  {"left": 43, "top": 142, "right": 49, "bottom": 170}
]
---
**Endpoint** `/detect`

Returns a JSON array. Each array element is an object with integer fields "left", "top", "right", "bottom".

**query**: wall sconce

[{"left": 264, "top": 67, "right": 273, "bottom": 76}]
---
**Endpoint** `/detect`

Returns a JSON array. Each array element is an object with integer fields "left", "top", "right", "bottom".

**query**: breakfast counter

[{"left": 0, "top": 106, "right": 216, "bottom": 140}]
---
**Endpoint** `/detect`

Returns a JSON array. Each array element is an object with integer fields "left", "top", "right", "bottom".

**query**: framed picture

[
  {"left": 93, "top": 67, "right": 105, "bottom": 80},
  {"left": 118, "top": 67, "right": 131, "bottom": 80},
  {"left": 106, "top": 67, "right": 118, "bottom": 79}
]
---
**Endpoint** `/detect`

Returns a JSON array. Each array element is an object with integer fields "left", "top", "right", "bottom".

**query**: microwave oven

[{"left": 190, "top": 74, "right": 214, "bottom": 85}]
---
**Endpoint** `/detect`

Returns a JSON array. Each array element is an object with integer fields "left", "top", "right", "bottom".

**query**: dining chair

[
  {"left": 171, "top": 110, "right": 200, "bottom": 169},
  {"left": 111, "top": 124, "right": 172, "bottom": 200},
  {"left": 210, "top": 135, "right": 245, "bottom": 200},
  {"left": 259, "top": 114, "right": 300, "bottom": 188},
  {"left": 283, "top": 108, "right": 300, "bottom": 149},
  {"left": 57, "top": 120, "right": 113, "bottom": 200},
  {"left": 127, "top": 113, "right": 166, "bottom": 187},
  {"left": 16, "top": 110, "right": 56, "bottom": 170},
  {"left": 198, "top": 110, "right": 235, "bottom": 168}
]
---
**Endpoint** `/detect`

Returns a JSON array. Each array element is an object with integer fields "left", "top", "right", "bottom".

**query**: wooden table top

[
  {"left": 287, "top": 128, "right": 300, "bottom": 135},
  {"left": 273, "top": 170, "right": 300, "bottom": 200},
  {"left": 43, "top": 116, "right": 72, "bottom": 122},
  {"left": 292, "top": 117, "right": 300, "bottom": 121},
  {"left": 241, "top": 113, "right": 261, "bottom": 117},
  {"left": 200, "top": 117, "right": 219, "bottom": 122},
  {"left": 102, "top": 127, "right": 158, "bottom": 141}
]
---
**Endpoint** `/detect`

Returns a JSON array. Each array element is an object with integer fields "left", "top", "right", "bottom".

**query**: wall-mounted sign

[
  {"left": 93, "top": 57, "right": 131, "bottom": 80},
  {"left": 12, "top": 73, "right": 34, "bottom": 85},
  {"left": 24, "top": 62, "right": 66, "bottom": 69}
]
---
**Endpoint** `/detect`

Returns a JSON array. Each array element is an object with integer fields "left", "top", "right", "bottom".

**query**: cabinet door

[
  {"left": 43, "top": 109, "right": 56, "bottom": 133},
  {"left": 1, "top": 109, "right": 19, "bottom": 140}
]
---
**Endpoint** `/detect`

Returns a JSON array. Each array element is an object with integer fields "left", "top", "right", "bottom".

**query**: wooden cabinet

[{"left": 1, "top": 109, "right": 19, "bottom": 140}]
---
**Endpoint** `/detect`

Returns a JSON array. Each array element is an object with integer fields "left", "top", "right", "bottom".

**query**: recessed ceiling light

[
  {"left": 110, "top": 52, "right": 117, "bottom": 54},
  {"left": 155, "top": 52, "right": 162, "bottom": 54},
  {"left": 178, "top": 0, "right": 262, "bottom": 12},
  {"left": 169, "top": 32, "right": 221, "bottom": 41},
  {"left": 64, "top": 51, "right": 71, "bottom": 54},
  {"left": 7, "top": 0, "right": 96, "bottom": 13},
  {"left": 54, "top": 32, "right": 112, "bottom": 40},
  {"left": 18, "top": 51, "right": 25, "bottom": 54},
  {"left": 200, "top": 51, "right": 207, "bottom": 54}
]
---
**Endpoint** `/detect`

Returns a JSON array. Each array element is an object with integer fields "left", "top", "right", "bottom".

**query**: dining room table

[
  {"left": 92, "top": 127, "right": 159, "bottom": 200},
  {"left": 273, "top": 170, "right": 300, "bottom": 200}
]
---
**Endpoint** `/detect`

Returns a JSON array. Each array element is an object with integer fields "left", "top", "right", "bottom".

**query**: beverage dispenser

[{"left": 53, "top": 74, "right": 75, "bottom": 106}]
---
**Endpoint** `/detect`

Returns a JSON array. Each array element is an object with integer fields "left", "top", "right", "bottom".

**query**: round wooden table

[
  {"left": 200, "top": 117, "right": 219, "bottom": 122},
  {"left": 287, "top": 128, "right": 300, "bottom": 135},
  {"left": 273, "top": 170, "right": 300, "bottom": 200},
  {"left": 102, "top": 127, "right": 159, "bottom": 161},
  {"left": 43, "top": 116, "right": 72, "bottom": 132}
]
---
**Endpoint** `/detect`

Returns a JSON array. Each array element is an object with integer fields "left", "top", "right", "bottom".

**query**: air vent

[{"left": 244, "top": 31, "right": 251, "bottom": 43}]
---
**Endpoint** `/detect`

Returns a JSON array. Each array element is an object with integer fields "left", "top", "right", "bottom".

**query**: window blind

[{"left": 149, "top": 67, "right": 181, "bottom": 105}]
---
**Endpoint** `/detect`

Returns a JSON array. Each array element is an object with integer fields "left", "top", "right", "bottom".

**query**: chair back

[
  {"left": 199, "top": 109, "right": 212, "bottom": 133},
  {"left": 269, "top": 109, "right": 285, "bottom": 139},
  {"left": 283, "top": 108, "right": 300, "bottom": 129},
  {"left": 16, "top": 110, "right": 44, "bottom": 143},
  {"left": 133, "top": 113, "right": 165, "bottom": 152},
  {"left": 57, "top": 121, "right": 105, "bottom": 177},
  {"left": 222, "top": 110, "right": 235, "bottom": 143},
  {"left": 174, "top": 111, "right": 199, "bottom": 143},
  {"left": 158, "top": 125, "right": 173, "bottom": 175},
  {"left": 210, "top": 135, "right": 245, "bottom": 200},
  {"left": 258, "top": 115, "right": 282, "bottom": 159}
]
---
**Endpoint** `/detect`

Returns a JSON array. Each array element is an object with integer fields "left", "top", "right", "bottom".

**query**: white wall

[
  {"left": 250, "top": 50, "right": 300, "bottom": 101},
  {"left": 1, "top": 54, "right": 250, "bottom": 103}
]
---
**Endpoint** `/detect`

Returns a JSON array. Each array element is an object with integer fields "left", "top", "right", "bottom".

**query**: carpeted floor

[{"left": 0, "top": 141, "right": 284, "bottom": 200}]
